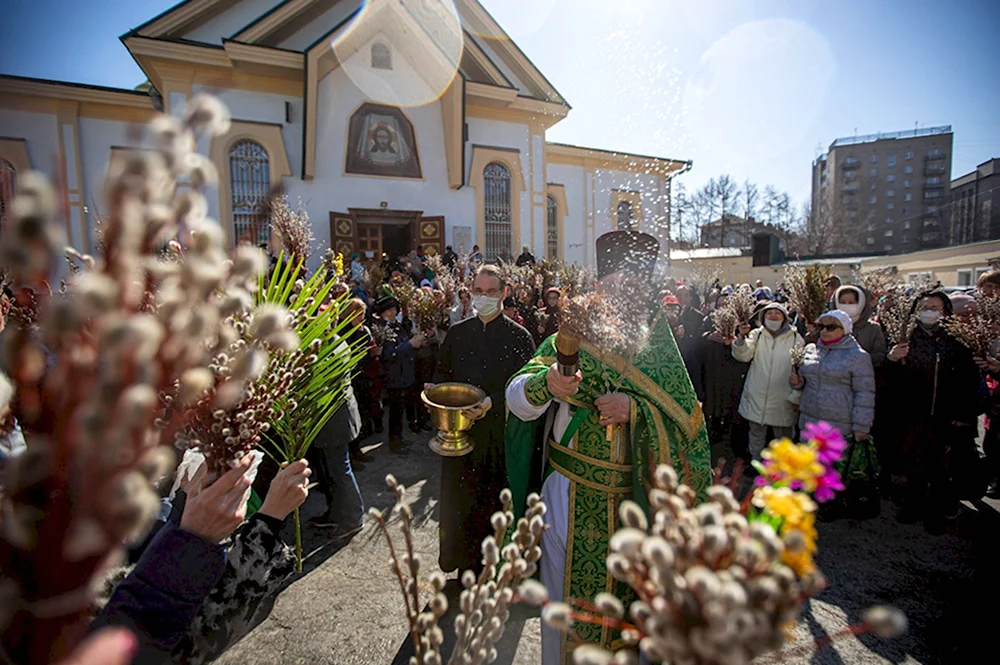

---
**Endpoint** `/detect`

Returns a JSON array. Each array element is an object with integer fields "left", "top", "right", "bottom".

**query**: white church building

[{"left": 0, "top": 0, "right": 690, "bottom": 268}]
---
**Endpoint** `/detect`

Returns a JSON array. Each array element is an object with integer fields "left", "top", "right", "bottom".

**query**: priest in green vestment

[{"left": 504, "top": 230, "right": 712, "bottom": 665}]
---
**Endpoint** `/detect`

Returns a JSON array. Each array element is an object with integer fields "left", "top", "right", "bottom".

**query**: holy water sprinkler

[{"left": 555, "top": 330, "right": 580, "bottom": 376}]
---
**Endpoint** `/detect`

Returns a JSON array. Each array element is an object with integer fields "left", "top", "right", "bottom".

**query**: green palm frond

[{"left": 256, "top": 252, "right": 367, "bottom": 462}]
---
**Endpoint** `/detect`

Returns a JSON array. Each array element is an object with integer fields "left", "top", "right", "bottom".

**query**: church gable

[
  {"left": 134, "top": 0, "right": 565, "bottom": 106},
  {"left": 184, "top": 0, "right": 282, "bottom": 44}
]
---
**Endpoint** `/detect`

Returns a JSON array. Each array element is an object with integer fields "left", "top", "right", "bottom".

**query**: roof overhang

[{"left": 546, "top": 142, "right": 691, "bottom": 177}]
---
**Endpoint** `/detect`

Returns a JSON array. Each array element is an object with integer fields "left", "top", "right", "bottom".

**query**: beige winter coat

[{"left": 732, "top": 324, "right": 804, "bottom": 427}]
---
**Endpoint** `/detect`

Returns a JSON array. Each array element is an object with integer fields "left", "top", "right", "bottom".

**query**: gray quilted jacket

[{"left": 797, "top": 335, "right": 876, "bottom": 436}]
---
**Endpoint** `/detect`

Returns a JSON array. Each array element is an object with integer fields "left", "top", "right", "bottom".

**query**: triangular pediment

[{"left": 129, "top": 0, "right": 566, "bottom": 106}]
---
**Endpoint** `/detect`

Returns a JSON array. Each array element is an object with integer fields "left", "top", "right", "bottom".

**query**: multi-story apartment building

[
  {"left": 811, "top": 126, "right": 953, "bottom": 255},
  {"left": 949, "top": 158, "right": 1000, "bottom": 245}
]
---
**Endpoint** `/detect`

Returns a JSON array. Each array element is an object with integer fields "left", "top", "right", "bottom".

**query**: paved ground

[{"left": 217, "top": 428, "right": 994, "bottom": 665}]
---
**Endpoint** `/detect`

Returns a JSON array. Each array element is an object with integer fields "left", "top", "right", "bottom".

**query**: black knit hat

[
  {"left": 595, "top": 230, "right": 659, "bottom": 279},
  {"left": 374, "top": 296, "right": 400, "bottom": 315}
]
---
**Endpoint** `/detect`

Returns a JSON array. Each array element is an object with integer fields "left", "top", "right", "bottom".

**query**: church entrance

[
  {"left": 357, "top": 221, "right": 411, "bottom": 260},
  {"left": 329, "top": 208, "right": 445, "bottom": 260}
]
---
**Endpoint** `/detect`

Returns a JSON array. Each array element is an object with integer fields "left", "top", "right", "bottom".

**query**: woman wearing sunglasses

[{"left": 789, "top": 309, "right": 876, "bottom": 446}]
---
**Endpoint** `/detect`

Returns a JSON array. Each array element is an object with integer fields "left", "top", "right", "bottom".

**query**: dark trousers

[
  {"left": 409, "top": 355, "right": 436, "bottom": 428},
  {"left": 386, "top": 388, "right": 410, "bottom": 438},
  {"left": 306, "top": 442, "right": 364, "bottom": 528},
  {"left": 438, "top": 418, "right": 505, "bottom": 574},
  {"left": 353, "top": 374, "right": 379, "bottom": 435}
]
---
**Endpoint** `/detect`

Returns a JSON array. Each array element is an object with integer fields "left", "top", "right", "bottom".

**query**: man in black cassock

[{"left": 430, "top": 264, "right": 536, "bottom": 573}]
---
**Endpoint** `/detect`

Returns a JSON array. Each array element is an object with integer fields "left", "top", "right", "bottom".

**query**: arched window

[
  {"left": 483, "top": 162, "right": 512, "bottom": 261},
  {"left": 0, "top": 158, "right": 15, "bottom": 227},
  {"left": 616, "top": 200, "right": 635, "bottom": 231},
  {"left": 371, "top": 43, "right": 392, "bottom": 70},
  {"left": 546, "top": 195, "right": 558, "bottom": 260},
  {"left": 229, "top": 140, "right": 271, "bottom": 245}
]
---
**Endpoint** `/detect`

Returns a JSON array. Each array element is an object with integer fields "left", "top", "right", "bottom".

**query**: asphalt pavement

[{"left": 216, "top": 427, "right": 993, "bottom": 665}]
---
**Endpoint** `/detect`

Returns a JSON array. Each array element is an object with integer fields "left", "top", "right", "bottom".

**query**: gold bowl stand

[{"left": 421, "top": 382, "right": 487, "bottom": 457}]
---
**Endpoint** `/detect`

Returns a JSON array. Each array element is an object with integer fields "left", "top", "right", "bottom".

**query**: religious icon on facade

[{"left": 345, "top": 102, "right": 422, "bottom": 179}]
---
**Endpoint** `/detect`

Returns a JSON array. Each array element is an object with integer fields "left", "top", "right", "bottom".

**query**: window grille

[
  {"left": 483, "top": 162, "right": 512, "bottom": 261},
  {"left": 0, "top": 158, "right": 14, "bottom": 227},
  {"left": 617, "top": 200, "right": 635, "bottom": 230},
  {"left": 546, "top": 195, "right": 558, "bottom": 259},
  {"left": 229, "top": 140, "right": 271, "bottom": 245}
]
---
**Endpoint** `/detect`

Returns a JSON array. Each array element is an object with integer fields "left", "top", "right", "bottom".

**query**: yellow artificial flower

[
  {"left": 752, "top": 485, "right": 816, "bottom": 523},
  {"left": 760, "top": 438, "right": 826, "bottom": 491},
  {"left": 753, "top": 485, "right": 819, "bottom": 577}
]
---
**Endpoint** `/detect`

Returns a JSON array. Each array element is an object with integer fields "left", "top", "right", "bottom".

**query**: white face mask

[
  {"left": 473, "top": 295, "right": 500, "bottom": 319},
  {"left": 764, "top": 318, "right": 783, "bottom": 332},
  {"left": 918, "top": 310, "right": 941, "bottom": 326},
  {"left": 838, "top": 303, "right": 861, "bottom": 321}
]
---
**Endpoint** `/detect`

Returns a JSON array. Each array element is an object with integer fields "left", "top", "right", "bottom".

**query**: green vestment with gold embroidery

[{"left": 505, "top": 313, "right": 711, "bottom": 659}]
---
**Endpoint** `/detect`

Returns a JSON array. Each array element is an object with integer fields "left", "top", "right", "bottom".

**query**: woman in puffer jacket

[
  {"left": 789, "top": 310, "right": 876, "bottom": 440},
  {"left": 833, "top": 285, "right": 886, "bottom": 367},
  {"left": 733, "top": 302, "right": 804, "bottom": 461}
]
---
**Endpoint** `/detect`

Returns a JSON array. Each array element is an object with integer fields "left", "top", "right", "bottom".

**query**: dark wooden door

[
  {"left": 329, "top": 211, "right": 356, "bottom": 256},
  {"left": 357, "top": 223, "right": 383, "bottom": 257},
  {"left": 417, "top": 216, "right": 445, "bottom": 256}
]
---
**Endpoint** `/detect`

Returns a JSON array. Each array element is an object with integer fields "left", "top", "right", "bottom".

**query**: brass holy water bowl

[{"left": 421, "top": 382, "right": 487, "bottom": 457}]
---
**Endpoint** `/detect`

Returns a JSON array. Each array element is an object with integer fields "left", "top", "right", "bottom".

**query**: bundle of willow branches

[
  {"left": 878, "top": 285, "right": 917, "bottom": 347},
  {"left": 537, "top": 434, "right": 907, "bottom": 664},
  {"left": 785, "top": 264, "right": 832, "bottom": 324},
  {"left": 853, "top": 266, "right": 900, "bottom": 306},
  {"left": 942, "top": 293, "right": 1000, "bottom": 359},
  {"left": 425, "top": 254, "right": 457, "bottom": 305},
  {"left": 0, "top": 95, "right": 290, "bottom": 664},
  {"left": 271, "top": 196, "right": 315, "bottom": 265},
  {"left": 373, "top": 475, "right": 546, "bottom": 665}
]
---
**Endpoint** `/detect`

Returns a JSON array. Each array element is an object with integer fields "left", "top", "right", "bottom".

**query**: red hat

[{"left": 661, "top": 294, "right": 681, "bottom": 307}]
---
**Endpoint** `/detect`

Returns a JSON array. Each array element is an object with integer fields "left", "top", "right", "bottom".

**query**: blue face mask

[{"left": 395, "top": 311, "right": 403, "bottom": 323}]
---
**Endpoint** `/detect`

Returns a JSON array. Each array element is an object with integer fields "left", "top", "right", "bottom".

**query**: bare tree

[
  {"left": 692, "top": 184, "right": 716, "bottom": 246},
  {"left": 741, "top": 179, "right": 759, "bottom": 246},
  {"left": 715, "top": 175, "right": 737, "bottom": 247},
  {"left": 671, "top": 181, "right": 691, "bottom": 245},
  {"left": 800, "top": 180, "right": 871, "bottom": 256},
  {"left": 760, "top": 185, "right": 780, "bottom": 227}
]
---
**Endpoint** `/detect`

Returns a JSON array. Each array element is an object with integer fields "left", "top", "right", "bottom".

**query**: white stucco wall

[
  {"left": 189, "top": 84, "right": 303, "bottom": 226},
  {"left": 290, "top": 65, "right": 479, "bottom": 269},
  {"left": 0, "top": 109, "right": 61, "bottom": 179},
  {"left": 591, "top": 168, "right": 664, "bottom": 238},
  {"left": 465, "top": 116, "right": 531, "bottom": 253},
  {"left": 546, "top": 163, "right": 587, "bottom": 266},
  {"left": 277, "top": 0, "right": 364, "bottom": 51},
  {"left": 77, "top": 117, "right": 150, "bottom": 249},
  {"left": 184, "top": 0, "right": 282, "bottom": 44}
]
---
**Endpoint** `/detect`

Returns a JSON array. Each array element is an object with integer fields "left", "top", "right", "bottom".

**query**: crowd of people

[
  {"left": 4, "top": 231, "right": 997, "bottom": 664},
  {"left": 669, "top": 271, "right": 997, "bottom": 533}
]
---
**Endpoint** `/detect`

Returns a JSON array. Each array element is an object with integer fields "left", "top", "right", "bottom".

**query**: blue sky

[{"left": 2, "top": 0, "right": 998, "bottom": 209}]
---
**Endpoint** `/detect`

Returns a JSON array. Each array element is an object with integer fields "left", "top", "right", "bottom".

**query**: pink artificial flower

[
  {"left": 814, "top": 468, "right": 845, "bottom": 503},
  {"left": 803, "top": 421, "right": 847, "bottom": 465}
]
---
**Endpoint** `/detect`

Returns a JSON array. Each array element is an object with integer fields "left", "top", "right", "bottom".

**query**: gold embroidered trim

[
  {"left": 549, "top": 458, "right": 633, "bottom": 494},
  {"left": 561, "top": 481, "right": 576, "bottom": 665},
  {"left": 579, "top": 339, "right": 704, "bottom": 441},
  {"left": 549, "top": 440, "right": 632, "bottom": 471}
]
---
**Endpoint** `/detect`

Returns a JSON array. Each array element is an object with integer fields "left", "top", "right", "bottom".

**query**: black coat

[
  {"left": 433, "top": 314, "right": 536, "bottom": 572},
  {"left": 694, "top": 333, "right": 750, "bottom": 419}
]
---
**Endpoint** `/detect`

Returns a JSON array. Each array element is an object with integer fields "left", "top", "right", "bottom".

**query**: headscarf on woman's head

[
  {"left": 834, "top": 285, "right": 868, "bottom": 324},
  {"left": 818, "top": 309, "right": 853, "bottom": 335}
]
